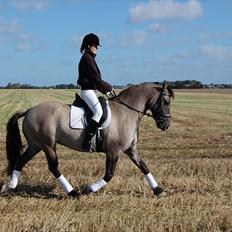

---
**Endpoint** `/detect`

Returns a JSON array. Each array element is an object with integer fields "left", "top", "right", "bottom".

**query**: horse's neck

[{"left": 117, "top": 88, "right": 150, "bottom": 113}]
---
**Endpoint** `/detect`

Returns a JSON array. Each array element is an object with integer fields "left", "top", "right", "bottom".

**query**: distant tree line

[
  {"left": 0, "top": 80, "right": 231, "bottom": 89},
  {"left": 1, "top": 83, "right": 77, "bottom": 89},
  {"left": 1, "top": 83, "right": 126, "bottom": 89},
  {"left": 143, "top": 80, "right": 232, "bottom": 89},
  {"left": 152, "top": 80, "right": 204, "bottom": 89}
]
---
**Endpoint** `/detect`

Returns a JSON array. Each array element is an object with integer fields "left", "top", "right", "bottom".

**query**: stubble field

[{"left": 0, "top": 88, "right": 231, "bottom": 232}]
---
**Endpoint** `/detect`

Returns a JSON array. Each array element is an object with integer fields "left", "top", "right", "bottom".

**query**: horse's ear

[
  {"left": 171, "top": 90, "right": 175, "bottom": 99},
  {"left": 162, "top": 80, "right": 167, "bottom": 90},
  {"left": 162, "top": 81, "right": 175, "bottom": 100},
  {"left": 167, "top": 86, "right": 175, "bottom": 100}
]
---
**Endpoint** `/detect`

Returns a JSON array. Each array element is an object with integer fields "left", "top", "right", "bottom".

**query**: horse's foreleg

[
  {"left": 44, "top": 146, "right": 78, "bottom": 197},
  {"left": 125, "top": 147, "right": 166, "bottom": 198},
  {"left": 81, "top": 152, "right": 119, "bottom": 195},
  {"left": 103, "top": 152, "right": 118, "bottom": 182}
]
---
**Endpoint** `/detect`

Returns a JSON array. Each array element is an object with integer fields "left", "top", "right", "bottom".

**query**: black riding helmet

[{"left": 80, "top": 33, "right": 101, "bottom": 52}]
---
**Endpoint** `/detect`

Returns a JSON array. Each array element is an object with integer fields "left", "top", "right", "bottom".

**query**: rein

[{"left": 107, "top": 90, "right": 155, "bottom": 118}]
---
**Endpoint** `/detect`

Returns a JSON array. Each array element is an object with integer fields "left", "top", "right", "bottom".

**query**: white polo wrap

[
  {"left": 89, "top": 179, "right": 107, "bottom": 192},
  {"left": 56, "top": 175, "right": 73, "bottom": 193},
  {"left": 145, "top": 173, "right": 158, "bottom": 189},
  {"left": 8, "top": 170, "right": 21, "bottom": 189}
]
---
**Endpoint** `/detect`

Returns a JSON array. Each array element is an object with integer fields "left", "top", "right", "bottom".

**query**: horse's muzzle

[{"left": 156, "top": 113, "right": 171, "bottom": 131}]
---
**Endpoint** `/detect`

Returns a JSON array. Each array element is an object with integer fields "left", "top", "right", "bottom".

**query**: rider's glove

[{"left": 106, "top": 90, "right": 115, "bottom": 97}]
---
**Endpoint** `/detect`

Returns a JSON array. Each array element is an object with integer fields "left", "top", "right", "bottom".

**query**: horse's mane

[{"left": 112, "top": 83, "right": 161, "bottom": 105}]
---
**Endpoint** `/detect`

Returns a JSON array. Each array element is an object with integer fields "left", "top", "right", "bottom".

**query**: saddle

[
  {"left": 71, "top": 93, "right": 111, "bottom": 152},
  {"left": 72, "top": 93, "right": 108, "bottom": 126}
]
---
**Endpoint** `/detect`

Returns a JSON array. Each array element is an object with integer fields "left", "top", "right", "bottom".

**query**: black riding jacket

[{"left": 77, "top": 50, "right": 112, "bottom": 94}]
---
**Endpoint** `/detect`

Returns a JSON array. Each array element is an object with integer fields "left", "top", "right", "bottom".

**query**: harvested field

[{"left": 0, "top": 89, "right": 231, "bottom": 232}]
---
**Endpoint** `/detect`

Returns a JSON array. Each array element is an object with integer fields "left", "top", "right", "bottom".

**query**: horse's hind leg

[
  {"left": 125, "top": 146, "right": 166, "bottom": 198},
  {"left": 43, "top": 146, "right": 78, "bottom": 197},
  {"left": 15, "top": 144, "right": 41, "bottom": 171},
  {"left": 6, "top": 143, "right": 41, "bottom": 190}
]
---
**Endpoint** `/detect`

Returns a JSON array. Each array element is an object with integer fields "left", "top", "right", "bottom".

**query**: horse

[{"left": 1, "top": 81, "right": 174, "bottom": 198}]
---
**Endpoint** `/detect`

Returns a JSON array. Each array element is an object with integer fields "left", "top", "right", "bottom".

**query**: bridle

[
  {"left": 107, "top": 89, "right": 172, "bottom": 121},
  {"left": 151, "top": 91, "right": 172, "bottom": 123}
]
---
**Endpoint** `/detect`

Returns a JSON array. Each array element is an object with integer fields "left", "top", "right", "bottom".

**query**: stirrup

[{"left": 82, "top": 139, "right": 93, "bottom": 152}]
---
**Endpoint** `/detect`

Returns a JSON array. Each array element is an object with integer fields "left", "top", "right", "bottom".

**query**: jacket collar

[{"left": 86, "top": 49, "right": 96, "bottom": 58}]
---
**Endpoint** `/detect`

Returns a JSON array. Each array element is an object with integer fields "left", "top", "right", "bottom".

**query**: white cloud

[
  {"left": 10, "top": 0, "right": 48, "bottom": 11},
  {"left": 0, "top": 16, "right": 42, "bottom": 52},
  {"left": 0, "top": 17, "right": 22, "bottom": 33},
  {"left": 16, "top": 41, "right": 32, "bottom": 52},
  {"left": 120, "top": 30, "right": 148, "bottom": 47},
  {"left": 15, "top": 33, "right": 33, "bottom": 52},
  {"left": 129, "top": 0, "right": 203, "bottom": 23},
  {"left": 201, "top": 45, "right": 232, "bottom": 60}
]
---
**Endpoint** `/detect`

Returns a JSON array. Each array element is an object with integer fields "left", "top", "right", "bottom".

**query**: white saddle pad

[{"left": 69, "top": 101, "right": 111, "bottom": 129}]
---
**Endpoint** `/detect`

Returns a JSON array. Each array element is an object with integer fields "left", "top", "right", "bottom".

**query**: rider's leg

[{"left": 80, "top": 90, "right": 103, "bottom": 151}]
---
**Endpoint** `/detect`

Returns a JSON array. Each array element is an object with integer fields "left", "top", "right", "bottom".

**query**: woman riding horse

[
  {"left": 78, "top": 33, "right": 112, "bottom": 151},
  {"left": 2, "top": 82, "right": 174, "bottom": 198}
]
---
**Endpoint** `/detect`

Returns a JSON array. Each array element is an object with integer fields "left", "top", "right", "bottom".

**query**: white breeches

[{"left": 80, "top": 90, "right": 103, "bottom": 123}]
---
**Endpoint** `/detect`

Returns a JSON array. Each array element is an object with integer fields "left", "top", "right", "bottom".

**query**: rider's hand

[{"left": 106, "top": 90, "right": 115, "bottom": 97}]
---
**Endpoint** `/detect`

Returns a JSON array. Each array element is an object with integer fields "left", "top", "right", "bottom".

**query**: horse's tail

[{"left": 5, "top": 109, "right": 28, "bottom": 176}]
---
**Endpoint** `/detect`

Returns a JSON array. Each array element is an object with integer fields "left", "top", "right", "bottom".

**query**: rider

[{"left": 77, "top": 33, "right": 112, "bottom": 151}]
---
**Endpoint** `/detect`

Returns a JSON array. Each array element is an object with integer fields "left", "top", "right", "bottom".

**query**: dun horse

[{"left": 2, "top": 82, "right": 174, "bottom": 197}]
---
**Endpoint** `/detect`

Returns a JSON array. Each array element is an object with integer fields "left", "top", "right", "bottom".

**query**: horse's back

[
  {"left": 23, "top": 101, "right": 70, "bottom": 145},
  {"left": 26, "top": 101, "right": 69, "bottom": 122}
]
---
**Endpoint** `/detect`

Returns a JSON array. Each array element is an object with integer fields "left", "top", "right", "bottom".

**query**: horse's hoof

[
  {"left": 0, "top": 183, "right": 8, "bottom": 194},
  {"left": 81, "top": 185, "right": 93, "bottom": 195},
  {"left": 68, "top": 190, "right": 80, "bottom": 198},
  {"left": 0, "top": 184, "right": 16, "bottom": 196},
  {"left": 153, "top": 186, "right": 167, "bottom": 198},
  {"left": 1, "top": 183, "right": 11, "bottom": 194}
]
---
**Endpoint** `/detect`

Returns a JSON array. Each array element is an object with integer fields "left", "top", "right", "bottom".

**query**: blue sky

[{"left": 0, "top": 0, "right": 232, "bottom": 86}]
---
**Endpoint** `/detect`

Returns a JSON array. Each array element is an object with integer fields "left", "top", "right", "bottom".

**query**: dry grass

[{"left": 0, "top": 89, "right": 232, "bottom": 232}]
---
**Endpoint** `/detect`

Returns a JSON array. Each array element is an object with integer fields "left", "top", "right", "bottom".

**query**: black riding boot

[{"left": 82, "top": 119, "right": 98, "bottom": 151}]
